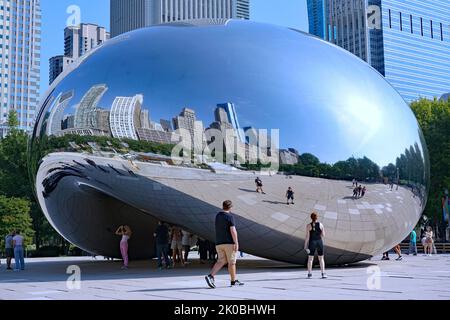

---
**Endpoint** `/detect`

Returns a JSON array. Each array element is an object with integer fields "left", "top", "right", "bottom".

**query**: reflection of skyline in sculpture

[
  {"left": 217, "top": 103, "right": 245, "bottom": 143},
  {"left": 74, "top": 84, "right": 108, "bottom": 129},
  {"left": 47, "top": 90, "right": 74, "bottom": 136},
  {"left": 173, "top": 108, "right": 207, "bottom": 152},
  {"left": 110, "top": 94, "right": 143, "bottom": 140},
  {"left": 30, "top": 20, "right": 430, "bottom": 266}
]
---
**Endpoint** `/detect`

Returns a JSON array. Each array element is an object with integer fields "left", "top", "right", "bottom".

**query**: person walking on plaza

[
  {"left": 171, "top": 226, "right": 184, "bottom": 267},
  {"left": 5, "top": 231, "right": 15, "bottom": 270},
  {"left": 353, "top": 186, "right": 359, "bottom": 199},
  {"left": 352, "top": 179, "right": 357, "bottom": 187},
  {"left": 382, "top": 251, "right": 390, "bottom": 260},
  {"left": 408, "top": 230, "right": 418, "bottom": 256},
  {"left": 393, "top": 244, "right": 403, "bottom": 261},
  {"left": 154, "top": 221, "right": 171, "bottom": 270},
  {"left": 12, "top": 231, "right": 25, "bottom": 271},
  {"left": 205, "top": 200, "right": 244, "bottom": 288},
  {"left": 116, "top": 225, "right": 132, "bottom": 269},
  {"left": 286, "top": 187, "right": 295, "bottom": 205},
  {"left": 255, "top": 177, "right": 265, "bottom": 194},
  {"left": 304, "top": 212, "right": 327, "bottom": 279},
  {"left": 361, "top": 186, "right": 367, "bottom": 198}
]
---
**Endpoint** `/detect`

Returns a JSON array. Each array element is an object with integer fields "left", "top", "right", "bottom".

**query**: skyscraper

[
  {"left": 49, "top": 24, "right": 110, "bottom": 84},
  {"left": 110, "top": 0, "right": 251, "bottom": 37},
  {"left": 47, "top": 91, "right": 74, "bottom": 136},
  {"left": 307, "top": 0, "right": 327, "bottom": 39},
  {"left": 308, "top": 0, "right": 450, "bottom": 102},
  {"left": 74, "top": 84, "right": 108, "bottom": 129},
  {"left": 217, "top": 103, "right": 244, "bottom": 143},
  {"left": 0, "top": 0, "right": 41, "bottom": 133},
  {"left": 110, "top": 94, "right": 143, "bottom": 140},
  {"left": 173, "top": 108, "right": 206, "bottom": 152}
]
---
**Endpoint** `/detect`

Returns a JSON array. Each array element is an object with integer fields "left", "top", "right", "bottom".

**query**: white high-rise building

[
  {"left": 0, "top": 0, "right": 41, "bottom": 133},
  {"left": 110, "top": 94, "right": 143, "bottom": 140},
  {"left": 110, "top": 0, "right": 251, "bottom": 37},
  {"left": 74, "top": 84, "right": 108, "bottom": 129},
  {"left": 49, "top": 23, "right": 110, "bottom": 84}
]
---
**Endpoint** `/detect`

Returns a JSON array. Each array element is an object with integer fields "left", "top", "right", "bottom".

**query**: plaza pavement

[{"left": 1, "top": 254, "right": 449, "bottom": 300}]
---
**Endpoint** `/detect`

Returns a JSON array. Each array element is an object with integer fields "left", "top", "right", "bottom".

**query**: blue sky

[{"left": 40, "top": 0, "right": 309, "bottom": 95}]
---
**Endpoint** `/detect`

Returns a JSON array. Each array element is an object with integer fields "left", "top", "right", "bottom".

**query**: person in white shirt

[{"left": 12, "top": 231, "right": 25, "bottom": 271}]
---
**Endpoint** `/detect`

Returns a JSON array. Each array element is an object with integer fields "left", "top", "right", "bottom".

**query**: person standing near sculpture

[
  {"left": 12, "top": 231, "right": 25, "bottom": 271},
  {"left": 304, "top": 213, "right": 327, "bottom": 279},
  {"left": 5, "top": 231, "right": 15, "bottom": 270},
  {"left": 116, "top": 225, "right": 132, "bottom": 269},
  {"left": 154, "top": 221, "right": 171, "bottom": 270}
]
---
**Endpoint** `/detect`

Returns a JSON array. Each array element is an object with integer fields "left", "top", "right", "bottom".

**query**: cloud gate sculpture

[{"left": 29, "top": 20, "right": 429, "bottom": 265}]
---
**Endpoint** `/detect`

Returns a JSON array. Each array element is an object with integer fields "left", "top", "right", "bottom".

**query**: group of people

[
  {"left": 115, "top": 222, "right": 211, "bottom": 270},
  {"left": 3, "top": 231, "right": 25, "bottom": 271},
  {"left": 205, "top": 201, "right": 327, "bottom": 289},
  {"left": 352, "top": 182, "right": 367, "bottom": 199},
  {"left": 381, "top": 226, "right": 436, "bottom": 261},
  {"left": 255, "top": 177, "right": 296, "bottom": 206}
]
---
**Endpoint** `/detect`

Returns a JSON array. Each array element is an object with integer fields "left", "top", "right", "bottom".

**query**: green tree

[
  {"left": 0, "top": 111, "right": 60, "bottom": 250},
  {"left": 410, "top": 98, "right": 450, "bottom": 228},
  {"left": 0, "top": 195, "right": 34, "bottom": 249}
]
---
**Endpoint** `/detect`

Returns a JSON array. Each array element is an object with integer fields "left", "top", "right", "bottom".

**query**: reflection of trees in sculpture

[{"left": 278, "top": 155, "right": 381, "bottom": 181}]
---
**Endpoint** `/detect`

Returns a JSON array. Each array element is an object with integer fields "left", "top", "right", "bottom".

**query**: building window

[
  {"left": 420, "top": 18, "right": 423, "bottom": 36},
  {"left": 440, "top": 23, "right": 443, "bottom": 41},
  {"left": 399, "top": 12, "right": 402, "bottom": 31},
  {"left": 410, "top": 15, "right": 413, "bottom": 33},
  {"left": 388, "top": 9, "right": 392, "bottom": 28},
  {"left": 430, "top": 20, "right": 433, "bottom": 38}
]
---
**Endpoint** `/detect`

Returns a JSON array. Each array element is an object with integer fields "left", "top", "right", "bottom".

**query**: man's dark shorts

[{"left": 6, "top": 248, "right": 14, "bottom": 258}]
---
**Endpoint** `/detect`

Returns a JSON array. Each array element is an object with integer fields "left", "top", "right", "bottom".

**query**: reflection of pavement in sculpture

[{"left": 37, "top": 152, "right": 422, "bottom": 265}]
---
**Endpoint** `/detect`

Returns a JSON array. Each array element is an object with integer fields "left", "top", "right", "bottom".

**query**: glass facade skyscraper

[
  {"left": 374, "top": 0, "right": 450, "bottom": 102},
  {"left": 1, "top": 0, "right": 41, "bottom": 132},
  {"left": 308, "top": 0, "right": 450, "bottom": 103},
  {"left": 307, "top": 0, "right": 326, "bottom": 40}
]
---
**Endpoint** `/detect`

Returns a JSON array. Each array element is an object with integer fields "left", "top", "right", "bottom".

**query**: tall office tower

[
  {"left": 173, "top": 107, "right": 205, "bottom": 152},
  {"left": 307, "top": 0, "right": 327, "bottom": 39},
  {"left": 47, "top": 91, "right": 74, "bottom": 136},
  {"left": 74, "top": 84, "right": 108, "bottom": 129},
  {"left": 110, "top": 0, "right": 251, "bottom": 37},
  {"left": 308, "top": 0, "right": 450, "bottom": 102},
  {"left": 49, "top": 24, "right": 109, "bottom": 84},
  {"left": 140, "top": 109, "right": 151, "bottom": 129},
  {"left": 95, "top": 109, "right": 111, "bottom": 134},
  {"left": 0, "top": 0, "right": 41, "bottom": 133},
  {"left": 217, "top": 103, "right": 244, "bottom": 143},
  {"left": 110, "top": 94, "right": 143, "bottom": 140}
]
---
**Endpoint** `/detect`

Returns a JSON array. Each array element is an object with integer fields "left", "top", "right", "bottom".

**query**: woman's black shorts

[{"left": 308, "top": 240, "right": 324, "bottom": 256}]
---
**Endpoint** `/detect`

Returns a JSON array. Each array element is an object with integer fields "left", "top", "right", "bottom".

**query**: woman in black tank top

[{"left": 304, "top": 212, "right": 327, "bottom": 279}]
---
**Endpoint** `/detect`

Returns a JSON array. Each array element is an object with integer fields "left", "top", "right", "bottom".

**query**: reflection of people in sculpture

[
  {"left": 304, "top": 212, "right": 327, "bottom": 279},
  {"left": 255, "top": 177, "right": 265, "bottom": 194},
  {"left": 115, "top": 225, "right": 132, "bottom": 269},
  {"left": 286, "top": 187, "right": 295, "bottom": 205}
]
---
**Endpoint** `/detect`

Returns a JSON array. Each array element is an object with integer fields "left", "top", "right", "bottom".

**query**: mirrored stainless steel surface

[{"left": 29, "top": 20, "right": 429, "bottom": 265}]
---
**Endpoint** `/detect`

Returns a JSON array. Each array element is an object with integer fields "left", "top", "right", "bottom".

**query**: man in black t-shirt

[
  {"left": 153, "top": 221, "right": 171, "bottom": 269},
  {"left": 205, "top": 200, "right": 244, "bottom": 288}
]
